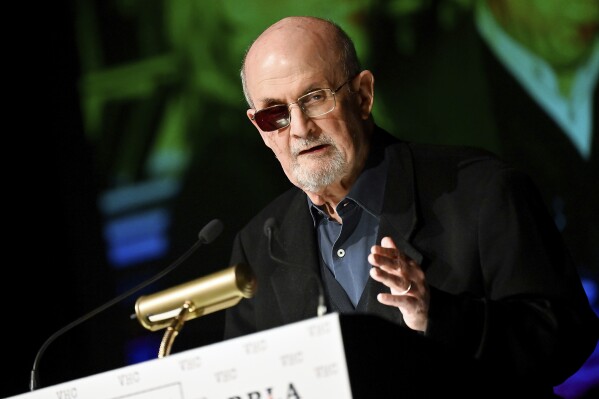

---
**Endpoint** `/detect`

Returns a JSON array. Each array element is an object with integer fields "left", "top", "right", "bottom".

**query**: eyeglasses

[{"left": 250, "top": 79, "right": 352, "bottom": 132}]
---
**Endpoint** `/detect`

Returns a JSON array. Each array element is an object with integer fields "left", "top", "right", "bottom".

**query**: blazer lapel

[
  {"left": 379, "top": 142, "right": 423, "bottom": 264},
  {"left": 358, "top": 141, "right": 424, "bottom": 323},
  {"left": 269, "top": 192, "right": 324, "bottom": 323}
]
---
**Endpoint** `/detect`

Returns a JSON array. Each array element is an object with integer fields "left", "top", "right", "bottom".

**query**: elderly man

[{"left": 224, "top": 16, "right": 598, "bottom": 397}]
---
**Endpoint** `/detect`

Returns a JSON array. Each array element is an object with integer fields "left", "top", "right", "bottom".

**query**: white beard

[{"left": 290, "top": 136, "right": 347, "bottom": 192}]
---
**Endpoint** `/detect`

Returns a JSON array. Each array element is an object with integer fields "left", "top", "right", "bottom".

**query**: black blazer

[{"left": 224, "top": 126, "right": 598, "bottom": 394}]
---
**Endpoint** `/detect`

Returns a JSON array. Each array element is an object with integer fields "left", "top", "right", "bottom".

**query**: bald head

[{"left": 241, "top": 16, "right": 360, "bottom": 108}]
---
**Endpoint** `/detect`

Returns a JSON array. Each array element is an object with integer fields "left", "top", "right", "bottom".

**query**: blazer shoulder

[
  {"left": 372, "top": 126, "right": 501, "bottom": 169},
  {"left": 406, "top": 141, "right": 499, "bottom": 160},
  {"left": 400, "top": 141, "right": 507, "bottom": 171},
  {"left": 239, "top": 186, "right": 305, "bottom": 236}
]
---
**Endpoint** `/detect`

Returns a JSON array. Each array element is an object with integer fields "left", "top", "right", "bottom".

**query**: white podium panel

[{"left": 12, "top": 313, "right": 352, "bottom": 399}]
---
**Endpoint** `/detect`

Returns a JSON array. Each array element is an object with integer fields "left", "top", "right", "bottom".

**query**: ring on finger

[{"left": 398, "top": 281, "right": 412, "bottom": 295}]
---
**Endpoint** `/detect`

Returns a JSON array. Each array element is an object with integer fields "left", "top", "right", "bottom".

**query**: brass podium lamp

[{"left": 134, "top": 263, "right": 257, "bottom": 357}]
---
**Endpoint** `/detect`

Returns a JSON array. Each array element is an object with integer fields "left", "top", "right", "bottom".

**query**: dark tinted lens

[{"left": 254, "top": 105, "right": 290, "bottom": 131}]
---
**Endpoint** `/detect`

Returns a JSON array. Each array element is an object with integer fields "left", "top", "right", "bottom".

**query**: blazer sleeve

[{"left": 425, "top": 164, "right": 599, "bottom": 386}]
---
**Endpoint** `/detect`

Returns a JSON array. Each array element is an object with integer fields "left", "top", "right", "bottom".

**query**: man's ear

[
  {"left": 247, "top": 109, "right": 273, "bottom": 148},
  {"left": 354, "top": 70, "right": 375, "bottom": 120}
]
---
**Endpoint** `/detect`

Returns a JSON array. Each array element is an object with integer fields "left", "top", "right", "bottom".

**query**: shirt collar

[{"left": 308, "top": 138, "right": 388, "bottom": 225}]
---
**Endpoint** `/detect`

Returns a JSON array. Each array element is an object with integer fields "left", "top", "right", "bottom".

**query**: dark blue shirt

[{"left": 309, "top": 156, "right": 387, "bottom": 307}]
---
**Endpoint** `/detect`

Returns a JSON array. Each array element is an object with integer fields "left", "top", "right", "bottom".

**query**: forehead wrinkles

[
  {"left": 252, "top": 68, "right": 330, "bottom": 105},
  {"left": 253, "top": 75, "right": 302, "bottom": 105}
]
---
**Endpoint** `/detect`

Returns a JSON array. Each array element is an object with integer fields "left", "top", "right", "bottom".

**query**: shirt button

[{"left": 337, "top": 248, "right": 345, "bottom": 258}]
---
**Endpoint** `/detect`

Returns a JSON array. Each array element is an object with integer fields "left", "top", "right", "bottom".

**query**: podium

[{"left": 10, "top": 313, "right": 486, "bottom": 399}]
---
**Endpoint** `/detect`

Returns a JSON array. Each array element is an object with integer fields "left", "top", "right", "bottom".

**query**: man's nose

[{"left": 288, "top": 105, "right": 313, "bottom": 138}]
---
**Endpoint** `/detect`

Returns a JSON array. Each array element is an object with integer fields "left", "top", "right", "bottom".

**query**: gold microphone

[{"left": 135, "top": 263, "right": 257, "bottom": 332}]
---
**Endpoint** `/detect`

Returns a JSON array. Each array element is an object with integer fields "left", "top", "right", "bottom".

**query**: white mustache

[{"left": 291, "top": 136, "right": 333, "bottom": 157}]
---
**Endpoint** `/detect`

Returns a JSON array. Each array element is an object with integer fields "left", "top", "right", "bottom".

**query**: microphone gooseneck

[
  {"left": 264, "top": 217, "right": 281, "bottom": 263},
  {"left": 29, "top": 218, "right": 224, "bottom": 392},
  {"left": 263, "top": 217, "right": 327, "bottom": 318}
]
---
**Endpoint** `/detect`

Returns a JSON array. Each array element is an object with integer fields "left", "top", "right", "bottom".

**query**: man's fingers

[
  {"left": 380, "top": 236, "right": 396, "bottom": 249},
  {"left": 370, "top": 266, "right": 410, "bottom": 289},
  {"left": 370, "top": 245, "right": 397, "bottom": 258}
]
